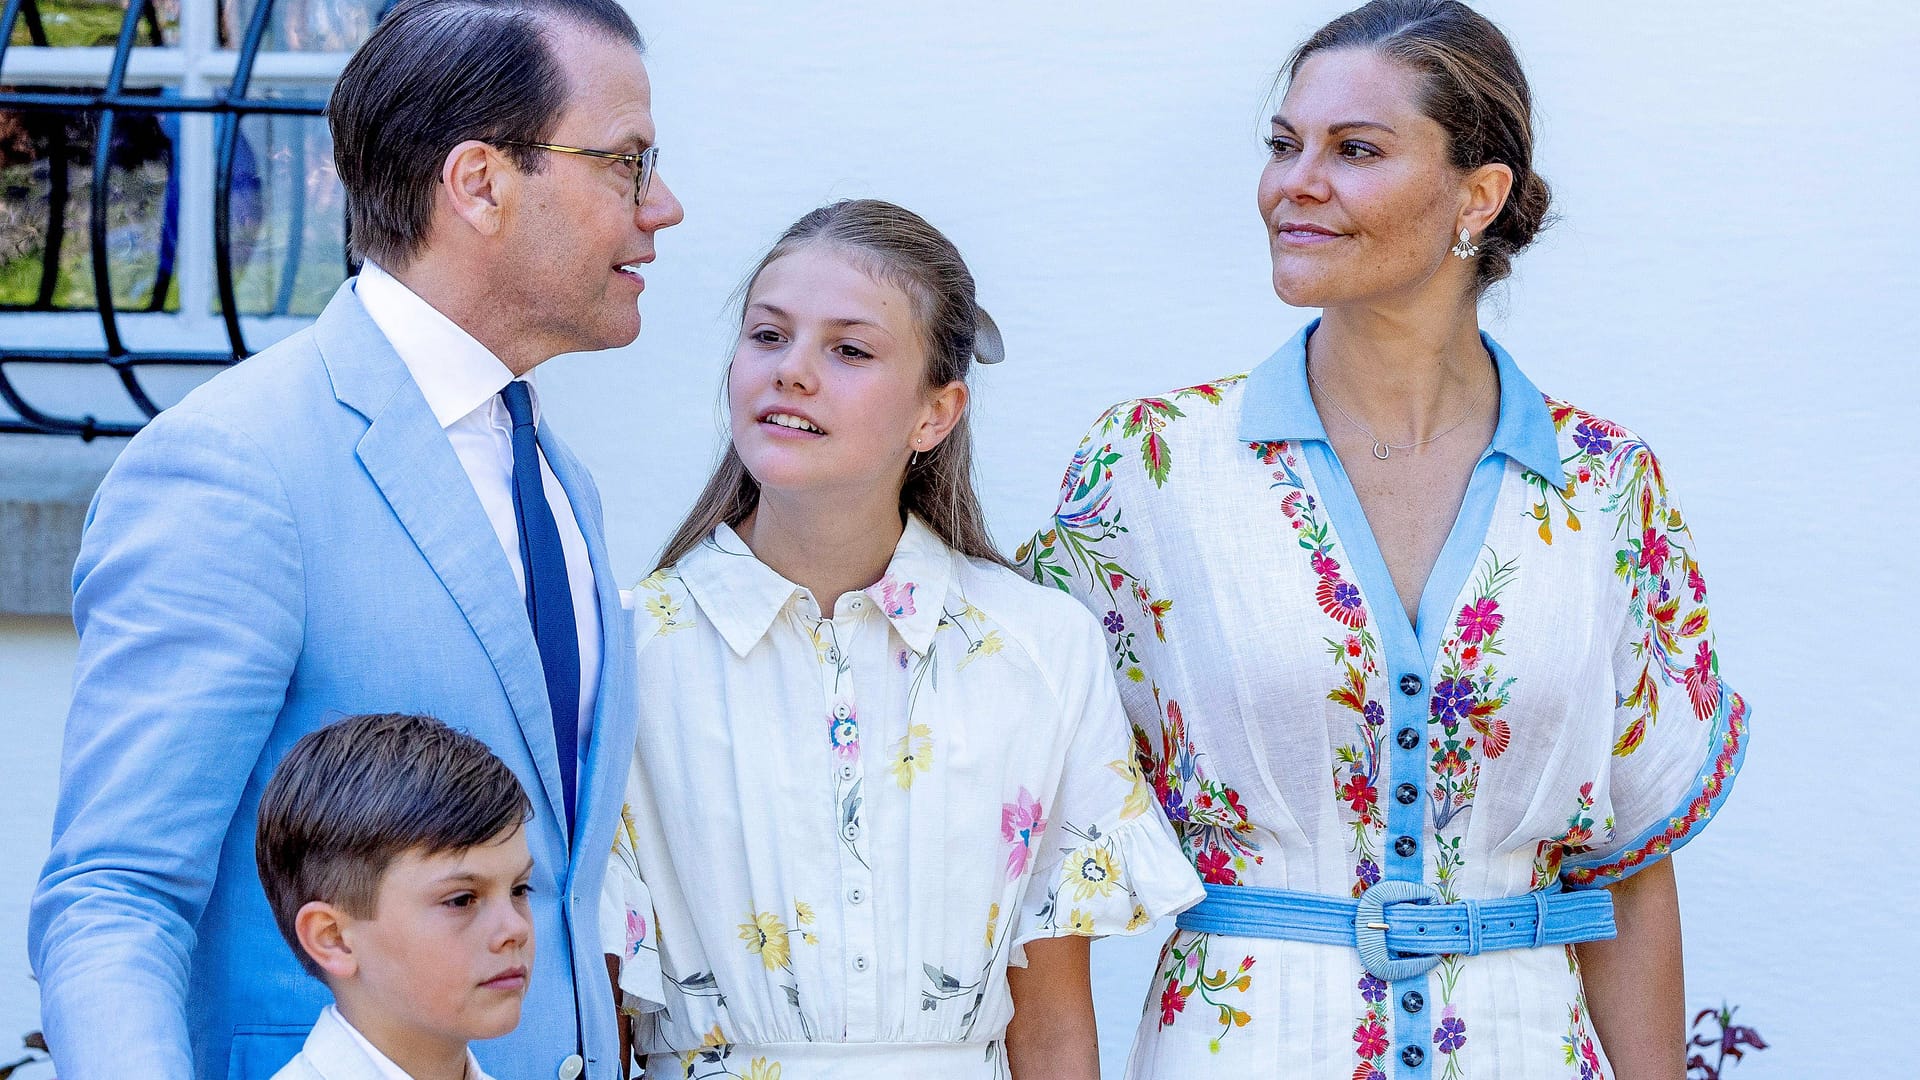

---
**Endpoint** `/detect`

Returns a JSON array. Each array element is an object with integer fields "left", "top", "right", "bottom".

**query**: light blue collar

[{"left": 1236, "top": 318, "right": 1565, "bottom": 487}]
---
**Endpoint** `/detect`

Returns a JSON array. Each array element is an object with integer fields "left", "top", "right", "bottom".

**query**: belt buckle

[{"left": 1353, "top": 880, "right": 1445, "bottom": 981}]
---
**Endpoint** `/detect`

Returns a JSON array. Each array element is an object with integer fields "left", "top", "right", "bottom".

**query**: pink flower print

[
  {"left": 625, "top": 910, "right": 648, "bottom": 957},
  {"left": 875, "top": 574, "right": 917, "bottom": 619},
  {"left": 1001, "top": 787, "right": 1047, "bottom": 880},
  {"left": 828, "top": 702, "right": 860, "bottom": 761},
  {"left": 1310, "top": 550, "right": 1341, "bottom": 578},
  {"left": 1639, "top": 526, "right": 1671, "bottom": 577},
  {"left": 1456, "top": 596, "right": 1503, "bottom": 643},
  {"left": 1354, "top": 1017, "right": 1389, "bottom": 1059}
]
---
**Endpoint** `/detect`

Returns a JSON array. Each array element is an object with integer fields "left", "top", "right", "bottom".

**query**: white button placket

[{"left": 818, "top": 602, "right": 880, "bottom": 1039}]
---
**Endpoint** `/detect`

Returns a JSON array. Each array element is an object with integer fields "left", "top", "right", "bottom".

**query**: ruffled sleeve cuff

[
  {"left": 599, "top": 854, "right": 667, "bottom": 1013},
  {"left": 1009, "top": 810, "right": 1206, "bottom": 967}
]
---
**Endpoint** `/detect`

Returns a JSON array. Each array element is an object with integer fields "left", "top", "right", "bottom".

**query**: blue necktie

[{"left": 500, "top": 380, "right": 579, "bottom": 837}]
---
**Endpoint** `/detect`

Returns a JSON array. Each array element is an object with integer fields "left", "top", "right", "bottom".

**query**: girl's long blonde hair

[{"left": 655, "top": 199, "right": 1009, "bottom": 573}]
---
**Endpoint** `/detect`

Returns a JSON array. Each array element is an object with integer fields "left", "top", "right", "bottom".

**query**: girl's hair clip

[{"left": 972, "top": 304, "right": 1005, "bottom": 365}]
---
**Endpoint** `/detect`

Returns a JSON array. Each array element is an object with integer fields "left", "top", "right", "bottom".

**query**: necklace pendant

[{"left": 1372, "top": 440, "right": 1390, "bottom": 461}]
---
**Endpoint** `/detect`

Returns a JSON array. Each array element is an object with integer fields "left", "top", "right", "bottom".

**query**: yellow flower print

[
  {"left": 1125, "top": 665, "right": 1146, "bottom": 683},
  {"left": 959, "top": 600, "right": 988, "bottom": 622},
  {"left": 889, "top": 724, "right": 934, "bottom": 789},
  {"left": 958, "top": 630, "right": 1004, "bottom": 670},
  {"left": 739, "top": 911, "right": 791, "bottom": 970},
  {"left": 985, "top": 902, "right": 1001, "bottom": 948},
  {"left": 794, "top": 900, "right": 816, "bottom": 926},
  {"left": 1127, "top": 904, "right": 1150, "bottom": 931},
  {"left": 679, "top": 1025, "right": 730, "bottom": 1069},
  {"left": 1067, "top": 909, "right": 1096, "bottom": 934},
  {"left": 1067, "top": 845, "right": 1120, "bottom": 901},
  {"left": 635, "top": 570, "right": 688, "bottom": 635},
  {"left": 1109, "top": 758, "right": 1152, "bottom": 820},
  {"left": 744, "top": 1058, "right": 782, "bottom": 1080}
]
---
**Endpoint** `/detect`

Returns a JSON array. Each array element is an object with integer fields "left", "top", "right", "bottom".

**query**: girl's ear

[{"left": 909, "top": 381, "right": 968, "bottom": 454}]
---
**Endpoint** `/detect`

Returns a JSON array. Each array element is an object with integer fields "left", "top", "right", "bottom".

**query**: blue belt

[{"left": 1175, "top": 881, "right": 1617, "bottom": 981}]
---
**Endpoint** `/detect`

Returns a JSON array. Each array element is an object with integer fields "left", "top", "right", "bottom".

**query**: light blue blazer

[{"left": 29, "top": 283, "right": 638, "bottom": 1080}]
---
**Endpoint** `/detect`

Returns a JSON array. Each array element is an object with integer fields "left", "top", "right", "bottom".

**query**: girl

[{"left": 603, "top": 200, "right": 1201, "bottom": 1079}]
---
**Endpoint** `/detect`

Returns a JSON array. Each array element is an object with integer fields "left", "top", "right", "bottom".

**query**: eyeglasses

[{"left": 498, "top": 141, "right": 660, "bottom": 207}]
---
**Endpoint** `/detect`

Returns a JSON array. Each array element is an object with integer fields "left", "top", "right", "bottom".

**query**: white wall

[{"left": 3, "top": 1, "right": 1915, "bottom": 1074}]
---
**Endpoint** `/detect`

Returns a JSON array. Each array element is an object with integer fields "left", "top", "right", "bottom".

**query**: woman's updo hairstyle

[{"left": 1285, "top": 0, "right": 1551, "bottom": 290}]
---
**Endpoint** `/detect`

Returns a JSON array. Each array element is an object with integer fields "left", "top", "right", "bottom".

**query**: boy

[{"left": 255, "top": 713, "right": 536, "bottom": 1080}]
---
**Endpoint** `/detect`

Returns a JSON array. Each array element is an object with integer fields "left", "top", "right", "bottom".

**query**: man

[{"left": 28, "top": 1, "right": 681, "bottom": 1076}]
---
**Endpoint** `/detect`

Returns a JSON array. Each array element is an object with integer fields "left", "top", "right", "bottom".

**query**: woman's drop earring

[{"left": 1451, "top": 228, "right": 1480, "bottom": 260}]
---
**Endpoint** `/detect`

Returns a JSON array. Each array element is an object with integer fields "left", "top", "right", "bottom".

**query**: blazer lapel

[
  {"left": 538, "top": 426, "right": 639, "bottom": 862},
  {"left": 313, "top": 284, "right": 573, "bottom": 835}
]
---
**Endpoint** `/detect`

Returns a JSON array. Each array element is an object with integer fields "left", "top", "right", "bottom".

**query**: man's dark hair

[
  {"left": 329, "top": 0, "right": 644, "bottom": 269},
  {"left": 255, "top": 712, "right": 532, "bottom": 979}
]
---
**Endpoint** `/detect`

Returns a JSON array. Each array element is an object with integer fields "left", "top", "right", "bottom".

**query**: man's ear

[
  {"left": 439, "top": 139, "right": 517, "bottom": 238},
  {"left": 295, "top": 899, "right": 359, "bottom": 980}
]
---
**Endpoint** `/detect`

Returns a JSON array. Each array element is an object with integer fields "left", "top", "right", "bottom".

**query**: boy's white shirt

[{"left": 269, "top": 1006, "right": 492, "bottom": 1080}]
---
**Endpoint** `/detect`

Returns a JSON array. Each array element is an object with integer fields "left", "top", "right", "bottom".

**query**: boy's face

[{"left": 334, "top": 823, "right": 535, "bottom": 1057}]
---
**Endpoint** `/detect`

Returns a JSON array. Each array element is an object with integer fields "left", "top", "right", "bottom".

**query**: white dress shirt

[
  {"left": 354, "top": 262, "right": 601, "bottom": 762},
  {"left": 268, "top": 1006, "right": 492, "bottom": 1080}
]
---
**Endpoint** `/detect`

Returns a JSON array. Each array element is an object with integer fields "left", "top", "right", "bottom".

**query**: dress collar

[
  {"left": 678, "top": 515, "right": 954, "bottom": 658},
  {"left": 1236, "top": 318, "right": 1565, "bottom": 487}
]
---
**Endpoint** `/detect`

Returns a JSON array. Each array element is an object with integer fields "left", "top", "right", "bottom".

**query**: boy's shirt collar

[{"left": 316, "top": 1006, "right": 493, "bottom": 1080}]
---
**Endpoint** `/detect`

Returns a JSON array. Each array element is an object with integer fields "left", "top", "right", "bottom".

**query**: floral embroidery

[
  {"left": 1532, "top": 782, "right": 1601, "bottom": 888},
  {"left": 1137, "top": 687, "right": 1261, "bottom": 884},
  {"left": 1153, "top": 931, "right": 1255, "bottom": 1053},
  {"left": 1261, "top": 439, "right": 1387, "bottom": 902},
  {"left": 1001, "top": 788, "right": 1047, "bottom": 880},
  {"left": 1087, "top": 377, "right": 1244, "bottom": 487},
  {"left": 1564, "top": 993, "right": 1605, "bottom": 1080},
  {"left": 889, "top": 724, "right": 934, "bottom": 789}
]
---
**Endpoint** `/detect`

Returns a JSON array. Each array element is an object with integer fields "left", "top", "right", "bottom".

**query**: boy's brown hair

[{"left": 255, "top": 712, "right": 532, "bottom": 978}]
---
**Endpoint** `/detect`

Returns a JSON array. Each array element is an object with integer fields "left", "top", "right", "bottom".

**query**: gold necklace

[{"left": 1306, "top": 361, "right": 1491, "bottom": 461}]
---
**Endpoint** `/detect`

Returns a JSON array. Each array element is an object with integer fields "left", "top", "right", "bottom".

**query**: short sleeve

[
  {"left": 1562, "top": 451, "right": 1750, "bottom": 888},
  {"left": 1006, "top": 615, "right": 1203, "bottom": 965},
  {"left": 600, "top": 796, "right": 666, "bottom": 1012}
]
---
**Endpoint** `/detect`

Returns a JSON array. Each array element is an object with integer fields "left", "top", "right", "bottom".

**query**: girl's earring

[{"left": 1451, "top": 228, "right": 1480, "bottom": 260}]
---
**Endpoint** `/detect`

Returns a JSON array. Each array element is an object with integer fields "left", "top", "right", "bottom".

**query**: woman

[
  {"left": 1020, "top": 3, "right": 1747, "bottom": 1078},
  {"left": 602, "top": 200, "right": 1203, "bottom": 1079}
]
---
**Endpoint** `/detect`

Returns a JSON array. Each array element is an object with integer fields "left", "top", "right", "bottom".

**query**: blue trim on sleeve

[{"left": 1560, "top": 688, "right": 1750, "bottom": 889}]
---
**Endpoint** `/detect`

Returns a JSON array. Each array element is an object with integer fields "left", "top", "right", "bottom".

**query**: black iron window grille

[{"left": 1, "top": 0, "right": 378, "bottom": 439}]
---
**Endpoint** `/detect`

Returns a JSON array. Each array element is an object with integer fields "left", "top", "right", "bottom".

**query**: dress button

[
  {"left": 849, "top": 597, "right": 864, "bottom": 610},
  {"left": 1393, "top": 835, "right": 1417, "bottom": 858},
  {"left": 559, "top": 1054, "right": 585, "bottom": 1080},
  {"left": 1401, "top": 1045, "right": 1425, "bottom": 1067},
  {"left": 838, "top": 763, "right": 856, "bottom": 782},
  {"left": 1395, "top": 783, "right": 1418, "bottom": 805},
  {"left": 826, "top": 646, "right": 841, "bottom": 664},
  {"left": 848, "top": 886, "right": 865, "bottom": 905},
  {"left": 1397, "top": 727, "right": 1420, "bottom": 750},
  {"left": 1401, "top": 990, "right": 1424, "bottom": 1014},
  {"left": 852, "top": 954, "right": 870, "bottom": 972},
  {"left": 843, "top": 822, "right": 861, "bottom": 842},
  {"left": 1399, "top": 674, "right": 1423, "bottom": 696},
  {"left": 833, "top": 702, "right": 851, "bottom": 721}
]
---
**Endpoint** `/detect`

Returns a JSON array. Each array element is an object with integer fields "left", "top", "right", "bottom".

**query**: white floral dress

[
  {"left": 1019, "top": 321, "right": 1749, "bottom": 1080},
  {"left": 603, "top": 516, "right": 1204, "bottom": 1079}
]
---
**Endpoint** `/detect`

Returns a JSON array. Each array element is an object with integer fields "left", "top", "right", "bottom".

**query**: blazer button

[
  {"left": 1396, "top": 783, "right": 1419, "bottom": 805},
  {"left": 1394, "top": 835, "right": 1417, "bottom": 858},
  {"left": 1399, "top": 674, "right": 1423, "bottom": 696},
  {"left": 1401, "top": 1045, "right": 1425, "bottom": 1067},
  {"left": 1397, "top": 727, "right": 1420, "bottom": 750},
  {"left": 1401, "top": 990, "right": 1425, "bottom": 1014}
]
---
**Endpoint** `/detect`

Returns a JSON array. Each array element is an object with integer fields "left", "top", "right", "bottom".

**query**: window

[{"left": 0, "top": 0, "right": 376, "bottom": 438}]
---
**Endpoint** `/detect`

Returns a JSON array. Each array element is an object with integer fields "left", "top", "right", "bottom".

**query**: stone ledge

[{"left": 0, "top": 434, "right": 127, "bottom": 617}]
